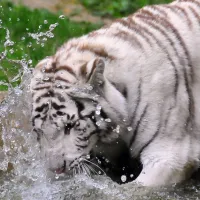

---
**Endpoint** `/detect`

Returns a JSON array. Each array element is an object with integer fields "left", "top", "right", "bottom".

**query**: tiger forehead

[{"left": 35, "top": 89, "right": 73, "bottom": 103}]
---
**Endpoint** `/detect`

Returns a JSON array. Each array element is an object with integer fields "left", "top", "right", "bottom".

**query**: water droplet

[
  {"left": 130, "top": 174, "right": 134, "bottom": 178},
  {"left": 46, "top": 32, "right": 54, "bottom": 38},
  {"left": 86, "top": 154, "right": 90, "bottom": 159},
  {"left": 127, "top": 126, "right": 132, "bottom": 131},
  {"left": 105, "top": 118, "right": 111, "bottom": 122},
  {"left": 43, "top": 76, "right": 50, "bottom": 81},
  {"left": 88, "top": 85, "right": 93, "bottom": 90},
  {"left": 96, "top": 104, "right": 101, "bottom": 110},
  {"left": 59, "top": 15, "right": 65, "bottom": 19},
  {"left": 121, "top": 175, "right": 127, "bottom": 182},
  {"left": 93, "top": 95, "right": 99, "bottom": 101},
  {"left": 9, "top": 49, "right": 14, "bottom": 54},
  {"left": 97, "top": 159, "right": 101, "bottom": 164},
  {"left": 105, "top": 159, "right": 109, "bottom": 163},
  {"left": 95, "top": 110, "right": 100, "bottom": 115},
  {"left": 42, "top": 37, "right": 47, "bottom": 41},
  {"left": 115, "top": 125, "right": 120, "bottom": 133},
  {"left": 55, "top": 174, "right": 59, "bottom": 179},
  {"left": 49, "top": 24, "right": 58, "bottom": 29},
  {"left": 4, "top": 40, "right": 14, "bottom": 47},
  {"left": 96, "top": 121, "right": 101, "bottom": 127}
]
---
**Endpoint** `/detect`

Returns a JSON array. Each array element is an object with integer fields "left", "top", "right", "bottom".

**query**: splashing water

[{"left": 1, "top": 10, "right": 200, "bottom": 200}]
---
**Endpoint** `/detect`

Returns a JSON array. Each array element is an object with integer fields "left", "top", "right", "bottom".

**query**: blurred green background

[
  {"left": 80, "top": 0, "right": 171, "bottom": 17},
  {"left": 0, "top": 0, "right": 171, "bottom": 90}
]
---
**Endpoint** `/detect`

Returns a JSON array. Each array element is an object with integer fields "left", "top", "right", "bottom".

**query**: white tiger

[{"left": 30, "top": 0, "right": 200, "bottom": 186}]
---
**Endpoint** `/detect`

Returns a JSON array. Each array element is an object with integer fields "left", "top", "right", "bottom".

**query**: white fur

[{"left": 31, "top": 0, "right": 200, "bottom": 186}]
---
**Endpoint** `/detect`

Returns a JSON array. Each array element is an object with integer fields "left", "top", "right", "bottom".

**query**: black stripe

[
  {"left": 129, "top": 105, "right": 148, "bottom": 148},
  {"left": 130, "top": 78, "right": 142, "bottom": 126},
  {"left": 35, "top": 103, "right": 49, "bottom": 112},
  {"left": 138, "top": 8, "right": 194, "bottom": 122},
  {"left": 164, "top": 5, "right": 192, "bottom": 28},
  {"left": 76, "top": 144, "right": 88, "bottom": 149},
  {"left": 138, "top": 8, "right": 194, "bottom": 127},
  {"left": 100, "top": 108, "right": 108, "bottom": 119},
  {"left": 74, "top": 100, "right": 85, "bottom": 114},
  {"left": 55, "top": 76, "right": 70, "bottom": 83},
  {"left": 188, "top": 6, "right": 200, "bottom": 25},
  {"left": 118, "top": 18, "right": 153, "bottom": 47},
  {"left": 163, "top": 106, "right": 173, "bottom": 133},
  {"left": 35, "top": 90, "right": 54, "bottom": 103},
  {"left": 178, "top": 0, "right": 200, "bottom": 8},
  {"left": 113, "top": 29, "right": 144, "bottom": 50},
  {"left": 56, "top": 111, "right": 66, "bottom": 116},
  {"left": 77, "top": 136, "right": 89, "bottom": 142},
  {"left": 33, "top": 128, "right": 43, "bottom": 141},
  {"left": 55, "top": 65, "right": 76, "bottom": 77},
  {"left": 41, "top": 115, "right": 47, "bottom": 121},
  {"left": 87, "top": 61, "right": 97, "bottom": 82},
  {"left": 139, "top": 124, "right": 160, "bottom": 155},
  {"left": 52, "top": 102, "right": 65, "bottom": 110},
  {"left": 32, "top": 114, "right": 41, "bottom": 126},
  {"left": 33, "top": 86, "right": 51, "bottom": 90},
  {"left": 135, "top": 15, "right": 179, "bottom": 98},
  {"left": 122, "top": 86, "right": 128, "bottom": 99}
]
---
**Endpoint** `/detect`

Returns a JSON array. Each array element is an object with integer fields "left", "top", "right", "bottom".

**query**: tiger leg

[
  {"left": 133, "top": 140, "right": 199, "bottom": 186},
  {"left": 134, "top": 161, "right": 194, "bottom": 186}
]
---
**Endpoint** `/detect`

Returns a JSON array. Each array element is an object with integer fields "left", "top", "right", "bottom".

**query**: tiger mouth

[{"left": 54, "top": 161, "right": 66, "bottom": 174}]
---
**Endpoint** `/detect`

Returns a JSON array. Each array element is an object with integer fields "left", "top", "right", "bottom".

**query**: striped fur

[{"left": 31, "top": 0, "right": 200, "bottom": 186}]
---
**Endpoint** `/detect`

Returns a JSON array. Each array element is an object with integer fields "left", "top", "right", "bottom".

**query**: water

[{"left": 1, "top": 8, "right": 200, "bottom": 200}]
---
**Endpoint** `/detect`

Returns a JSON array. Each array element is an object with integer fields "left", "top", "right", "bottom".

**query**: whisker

[
  {"left": 83, "top": 163, "right": 91, "bottom": 177},
  {"left": 79, "top": 163, "right": 84, "bottom": 175},
  {"left": 81, "top": 163, "right": 88, "bottom": 176},
  {"left": 82, "top": 158, "right": 106, "bottom": 175},
  {"left": 78, "top": 163, "right": 81, "bottom": 175},
  {"left": 85, "top": 163, "right": 98, "bottom": 175}
]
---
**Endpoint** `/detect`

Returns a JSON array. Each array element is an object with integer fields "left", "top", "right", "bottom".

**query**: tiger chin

[{"left": 30, "top": 0, "right": 200, "bottom": 187}]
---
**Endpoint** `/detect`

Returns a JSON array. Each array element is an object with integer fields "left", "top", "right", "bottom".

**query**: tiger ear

[
  {"left": 87, "top": 58, "right": 105, "bottom": 88},
  {"left": 80, "top": 58, "right": 105, "bottom": 85}
]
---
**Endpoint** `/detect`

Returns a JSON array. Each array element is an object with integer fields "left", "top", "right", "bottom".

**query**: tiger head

[{"left": 30, "top": 51, "right": 126, "bottom": 176}]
